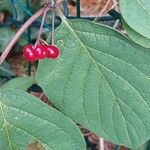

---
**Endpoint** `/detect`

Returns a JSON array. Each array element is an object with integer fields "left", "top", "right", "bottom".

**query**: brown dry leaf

[
  {"left": 26, "top": 141, "right": 45, "bottom": 150},
  {"left": 0, "top": 12, "right": 4, "bottom": 23},
  {"left": 68, "top": 0, "right": 113, "bottom": 16}
]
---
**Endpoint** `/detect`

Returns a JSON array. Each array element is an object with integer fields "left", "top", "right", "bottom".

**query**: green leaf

[
  {"left": 30, "top": 28, "right": 50, "bottom": 40},
  {"left": 0, "top": 61, "right": 15, "bottom": 78},
  {"left": 2, "top": 77, "right": 34, "bottom": 91},
  {"left": 0, "top": 0, "right": 25, "bottom": 20},
  {"left": 120, "top": 0, "right": 150, "bottom": 39},
  {"left": 0, "top": 27, "right": 16, "bottom": 52},
  {"left": 0, "top": 61, "right": 15, "bottom": 87},
  {"left": 131, "top": 141, "right": 149, "bottom": 150},
  {"left": 0, "top": 88, "right": 86, "bottom": 150},
  {"left": 123, "top": 20, "right": 150, "bottom": 48},
  {"left": 36, "top": 19, "right": 150, "bottom": 149},
  {"left": 0, "top": 0, "right": 10, "bottom": 11}
]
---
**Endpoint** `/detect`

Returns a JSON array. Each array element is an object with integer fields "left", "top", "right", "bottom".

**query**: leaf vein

[
  {"left": 0, "top": 101, "right": 14, "bottom": 150},
  {"left": 0, "top": 101, "right": 77, "bottom": 150}
]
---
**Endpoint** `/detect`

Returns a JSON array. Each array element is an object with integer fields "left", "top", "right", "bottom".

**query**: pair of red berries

[{"left": 23, "top": 44, "right": 60, "bottom": 62}]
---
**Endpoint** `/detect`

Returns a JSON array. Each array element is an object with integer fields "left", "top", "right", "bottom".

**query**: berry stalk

[
  {"left": 0, "top": 5, "right": 50, "bottom": 65},
  {"left": 51, "top": 7, "right": 56, "bottom": 45},
  {"left": 34, "top": 7, "right": 49, "bottom": 48}
]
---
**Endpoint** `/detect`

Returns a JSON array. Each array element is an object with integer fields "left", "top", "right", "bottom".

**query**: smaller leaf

[
  {"left": 30, "top": 28, "right": 50, "bottom": 40},
  {"left": 120, "top": 0, "right": 150, "bottom": 39},
  {"left": 132, "top": 141, "right": 149, "bottom": 150},
  {"left": 2, "top": 76, "right": 35, "bottom": 91},
  {"left": 0, "top": 89, "right": 86, "bottom": 150},
  {"left": 0, "top": 27, "right": 16, "bottom": 52},
  {"left": 0, "top": 0, "right": 10, "bottom": 11},
  {"left": 123, "top": 20, "right": 150, "bottom": 48},
  {"left": 0, "top": 78, "right": 7, "bottom": 88},
  {"left": 0, "top": 61, "right": 15, "bottom": 78}
]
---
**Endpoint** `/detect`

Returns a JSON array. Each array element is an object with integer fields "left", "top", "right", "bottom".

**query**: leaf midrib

[
  {"left": 61, "top": 19, "right": 122, "bottom": 142},
  {"left": 61, "top": 19, "right": 150, "bottom": 146},
  {"left": 0, "top": 101, "right": 14, "bottom": 150},
  {"left": 73, "top": 28, "right": 150, "bottom": 88},
  {"left": 10, "top": 123, "right": 53, "bottom": 150},
  {"left": 73, "top": 27, "right": 150, "bottom": 59},
  {"left": 62, "top": 19, "right": 150, "bottom": 103},
  {"left": 0, "top": 100, "right": 77, "bottom": 150},
  {"left": 62, "top": 19, "right": 113, "bottom": 93},
  {"left": 117, "top": 96, "right": 146, "bottom": 141},
  {"left": 85, "top": 44, "right": 150, "bottom": 88}
]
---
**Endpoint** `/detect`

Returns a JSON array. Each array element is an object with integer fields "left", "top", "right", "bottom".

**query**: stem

[
  {"left": 56, "top": 6, "right": 66, "bottom": 21},
  {"left": 26, "top": 0, "right": 32, "bottom": 76},
  {"left": 34, "top": 7, "right": 49, "bottom": 47},
  {"left": 99, "top": 137, "right": 104, "bottom": 150},
  {"left": 40, "top": 39, "right": 49, "bottom": 45},
  {"left": 94, "top": 0, "right": 112, "bottom": 22},
  {"left": 9, "top": 0, "right": 17, "bottom": 20},
  {"left": 0, "top": 6, "right": 50, "bottom": 65},
  {"left": 13, "top": 0, "right": 51, "bottom": 29},
  {"left": 114, "top": 145, "right": 120, "bottom": 150},
  {"left": 49, "top": 0, "right": 65, "bottom": 45},
  {"left": 51, "top": 8, "right": 55, "bottom": 45},
  {"left": 76, "top": 0, "right": 80, "bottom": 18}
]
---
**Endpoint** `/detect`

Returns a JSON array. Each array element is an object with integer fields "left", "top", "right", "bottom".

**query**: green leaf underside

[
  {"left": 36, "top": 19, "right": 150, "bottom": 149},
  {"left": 0, "top": 89, "right": 86, "bottom": 150},
  {"left": 120, "top": 0, "right": 150, "bottom": 39},
  {"left": 123, "top": 20, "right": 150, "bottom": 48},
  {"left": 2, "top": 77, "right": 34, "bottom": 91}
]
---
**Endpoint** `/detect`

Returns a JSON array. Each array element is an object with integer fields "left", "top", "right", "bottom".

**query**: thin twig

[
  {"left": 0, "top": 6, "right": 50, "bottom": 65},
  {"left": 114, "top": 145, "right": 120, "bottom": 150},
  {"left": 99, "top": 137, "right": 104, "bottom": 150},
  {"left": 40, "top": 39, "right": 49, "bottom": 45},
  {"left": 34, "top": 7, "right": 49, "bottom": 47},
  {"left": 112, "top": 0, "right": 119, "bottom": 28},
  {"left": 94, "top": 0, "right": 112, "bottom": 22},
  {"left": 39, "top": 93, "right": 44, "bottom": 99},
  {"left": 13, "top": 0, "right": 51, "bottom": 29},
  {"left": 112, "top": 0, "right": 119, "bottom": 11},
  {"left": 55, "top": 0, "right": 64, "bottom": 6},
  {"left": 51, "top": 2, "right": 56, "bottom": 45},
  {"left": 109, "top": 2, "right": 119, "bottom": 12}
]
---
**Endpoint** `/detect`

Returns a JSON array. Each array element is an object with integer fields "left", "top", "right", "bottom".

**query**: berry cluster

[{"left": 23, "top": 44, "right": 59, "bottom": 62}]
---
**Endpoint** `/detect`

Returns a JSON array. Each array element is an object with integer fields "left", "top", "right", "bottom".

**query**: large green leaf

[
  {"left": 132, "top": 141, "right": 149, "bottom": 150},
  {"left": 0, "top": 89, "right": 86, "bottom": 150},
  {"left": 123, "top": 21, "right": 150, "bottom": 48},
  {"left": 2, "top": 77, "right": 34, "bottom": 91},
  {"left": 120, "top": 0, "right": 150, "bottom": 39},
  {"left": 36, "top": 19, "right": 150, "bottom": 149}
]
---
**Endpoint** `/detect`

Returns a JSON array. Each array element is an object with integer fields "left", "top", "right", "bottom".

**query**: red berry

[
  {"left": 35, "top": 45, "right": 47, "bottom": 59},
  {"left": 23, "top": 45, "right": 37, "bottom": 62},
  {"left": 46, "top": 45, "right": 60, "bottom": 59}
]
